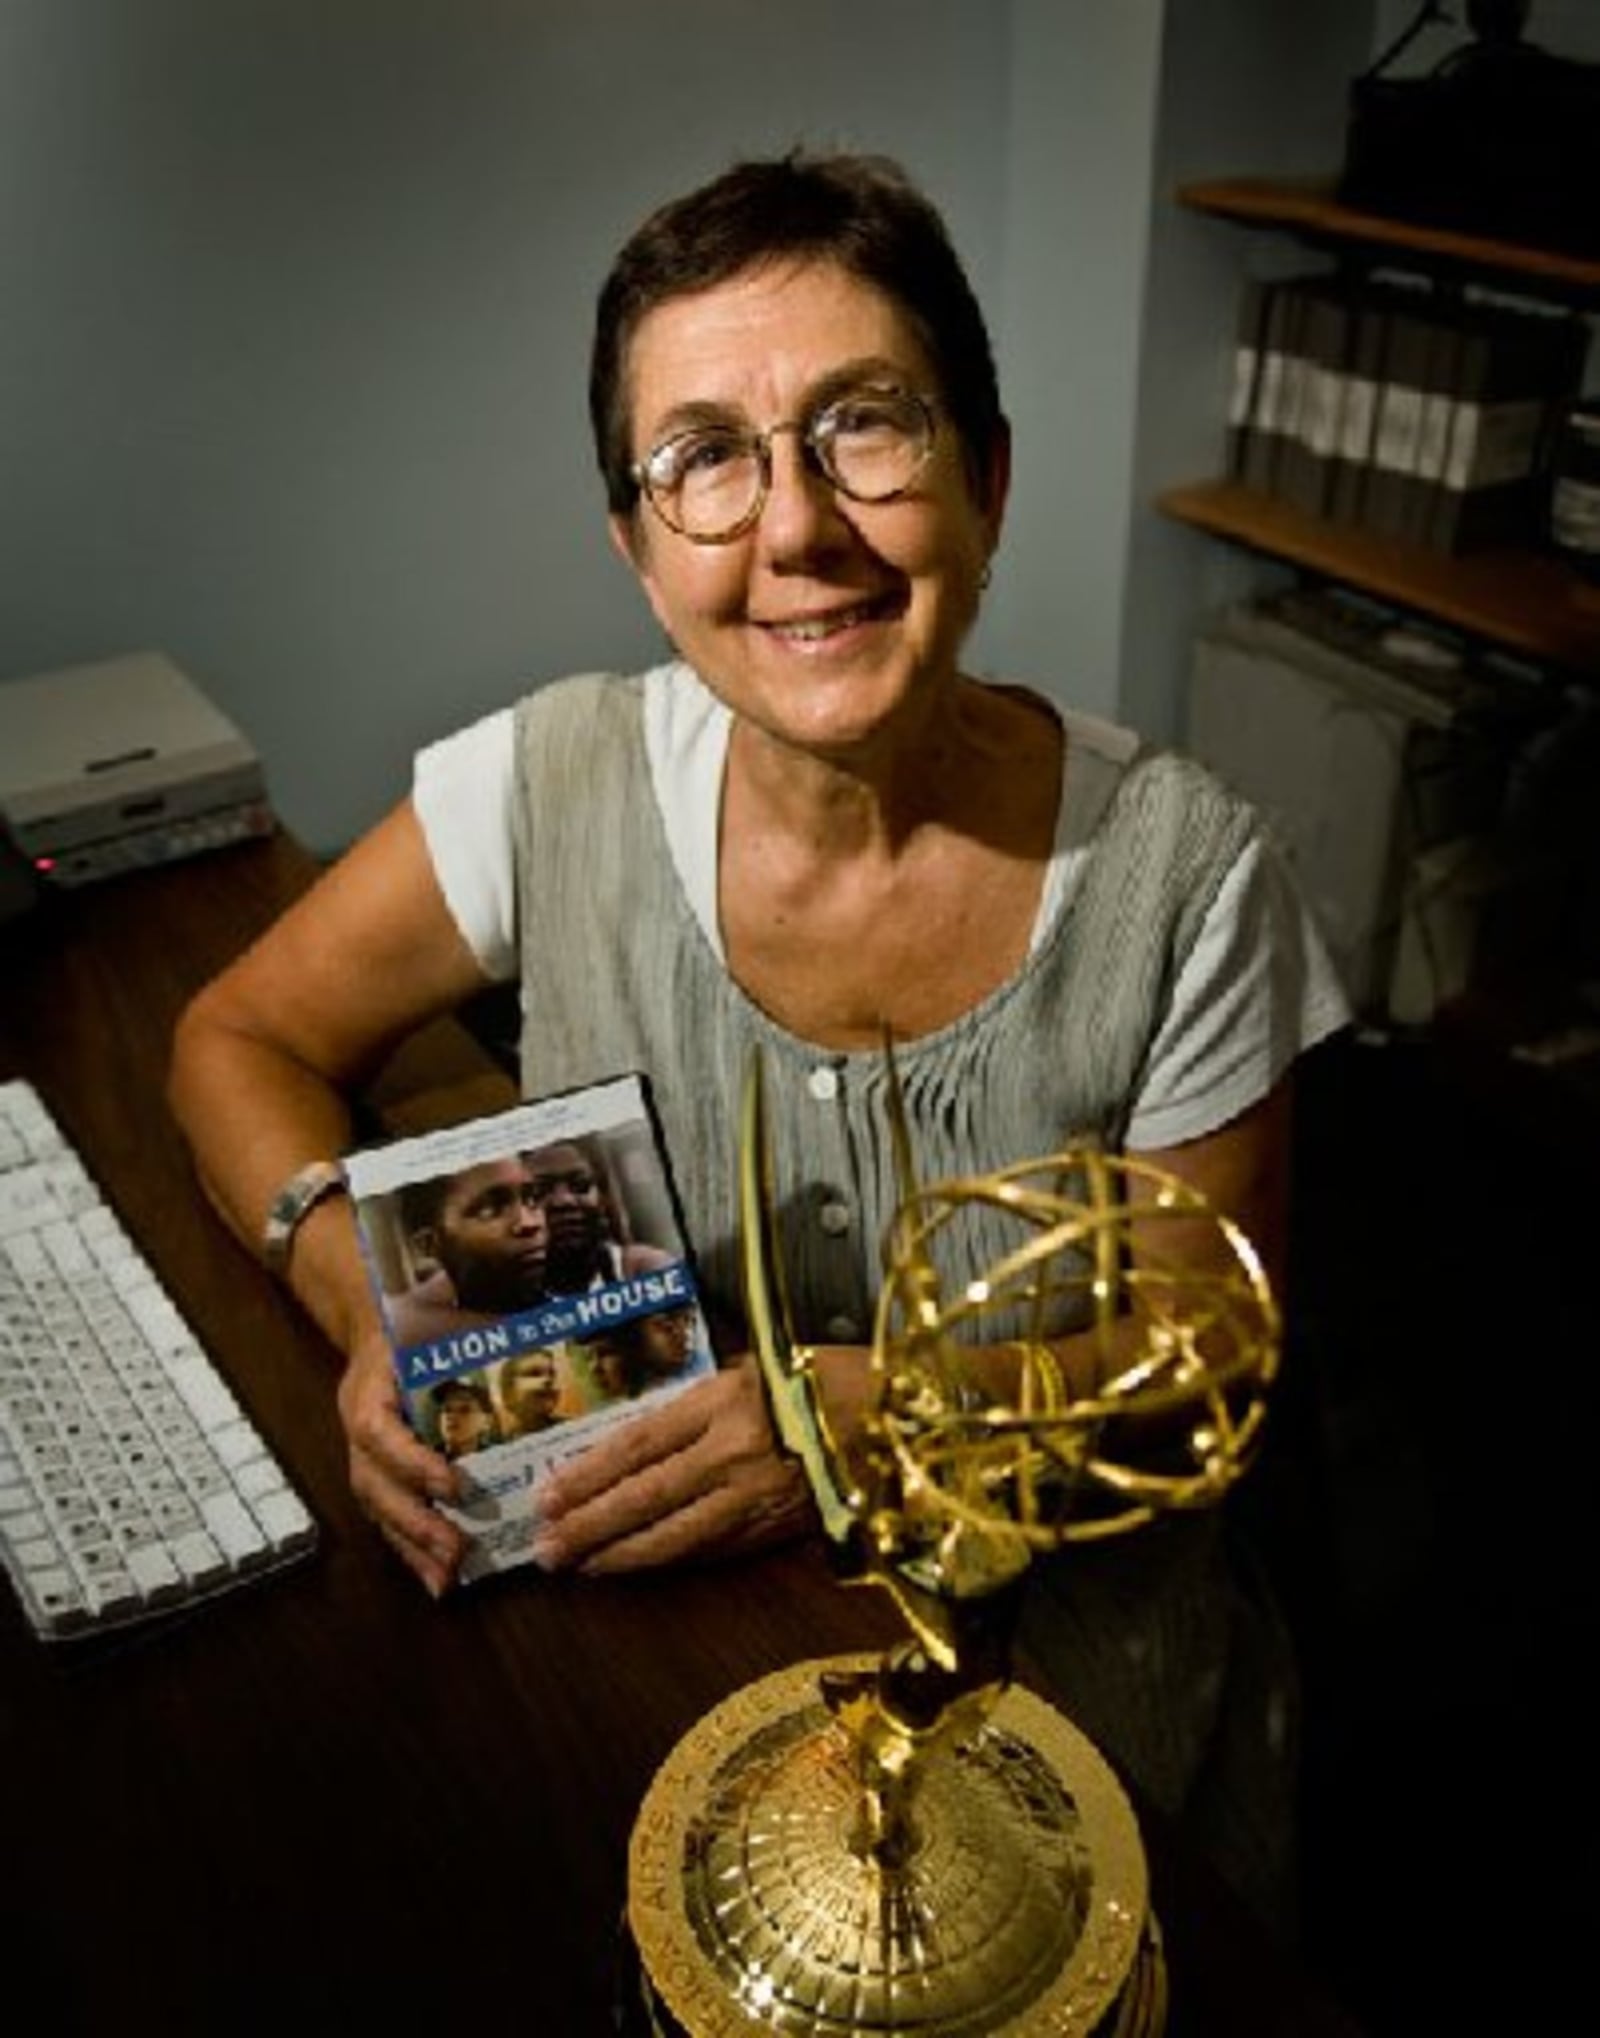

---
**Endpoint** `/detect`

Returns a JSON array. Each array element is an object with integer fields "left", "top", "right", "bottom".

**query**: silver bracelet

[{"left": 262, "top": 1159, "right": 346, "bottom": 1277}]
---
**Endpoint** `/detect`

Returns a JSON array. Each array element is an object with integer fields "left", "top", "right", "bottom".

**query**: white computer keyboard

[{"left": 0, "top": 1077, "right": 316, "bottom": 1640}]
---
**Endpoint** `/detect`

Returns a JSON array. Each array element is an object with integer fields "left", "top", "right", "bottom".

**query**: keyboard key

[
  {"left": 254, "top": 1487, "right": 316, "bottom": 1553},
  {"left": 202, "top": 1492, "right": 270, "bottom": 1568},
  {"left": 30, "top": 1570, "right": 87, "bottom": 1633},
  {"left": 125, "top": 1542, "right": 184, "bottom": 1602},
  {"left": 166, "top": 1356, "right": 242, "bottom": 1433},
  {"left": 169, "top": 1528, "right": 230, "bottom": 1588},
  {"left": 211, "top": 1420, "right": 265, "bottom": 1470},
  {"left": 233, "top": 1455, "right": 289, "bottom": 1504},
  {"left": 0, "top": 1170, "right": 65, "bottom": 1238}
]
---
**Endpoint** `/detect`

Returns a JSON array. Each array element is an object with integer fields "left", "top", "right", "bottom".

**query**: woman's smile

[{"left": 753, "top": 588, "right": 906, "bottom": 648}]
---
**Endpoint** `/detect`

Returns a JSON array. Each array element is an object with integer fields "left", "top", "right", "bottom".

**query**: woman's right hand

[{"left": 336, "top": 1326, "right": 468, "bottom": 1597}]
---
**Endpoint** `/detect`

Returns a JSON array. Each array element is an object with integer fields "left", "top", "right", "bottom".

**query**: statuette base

[{"left": 628, "top": 1657, "right": 1165, "bottom": 2036}]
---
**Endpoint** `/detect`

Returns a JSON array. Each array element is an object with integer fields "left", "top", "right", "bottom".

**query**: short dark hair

[
  {"left": 398, "top": 1159, "right": 528, "bottom": 1241},
  {"left": 398, "top": 1175, "right": 452, "bottom": 1239},
  {"left": 589, "top": 150, "right": 1004, "bottom": 520},
  {"left": 433, "top": 1376, "right": 491, "bottom": 1413},
  {"left": 523, "top": 1135, "right": 625, "bottom": 1237}
]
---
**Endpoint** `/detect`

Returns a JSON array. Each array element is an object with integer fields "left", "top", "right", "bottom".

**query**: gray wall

[
  {"left": 0, "top": 1, "right": 1007, "bottom": 851},
  {"left": 1122, "top": 0, "right": 1375, "bottom": 742},
  {"left": 1, "top": 0, "right": 1385, "bottom": 855}
]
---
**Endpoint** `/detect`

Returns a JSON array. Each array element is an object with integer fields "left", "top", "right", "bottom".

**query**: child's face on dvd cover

[
  {"left": 433, "top": 1377, "right": 499, "bottom": 1458},
  {"left": 524, "top": 1141, "right": 615, "bottom": 1289},
  {"left": 421, "top": 1158, "right": 550, "bottom": 1311},
  {"left": 588, "top": 1305, "right": 702, "bottom": 1400},
  {"left": 498, "top": 1350, "right": 563, "bottom": 1434}
]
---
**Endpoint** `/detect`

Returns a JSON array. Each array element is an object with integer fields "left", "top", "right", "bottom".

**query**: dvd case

[{"left": 342, "top": 1072, "right": 714, "bottom": 1581}]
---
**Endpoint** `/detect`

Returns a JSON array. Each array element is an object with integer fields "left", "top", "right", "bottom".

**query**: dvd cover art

[{"left": 341, "top": 1072, "right": 714, "bottom": 1580}]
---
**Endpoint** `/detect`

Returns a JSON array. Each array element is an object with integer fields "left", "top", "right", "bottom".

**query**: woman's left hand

[{"left": 530, "top": 1358, "right": 814, "bottom": 1573}]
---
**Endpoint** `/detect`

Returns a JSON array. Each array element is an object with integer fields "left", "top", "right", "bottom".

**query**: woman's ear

[
  {"left": 981, "top": 416, "right": 1013, "bottom": 550},
  {"left": 608, "top": 511, "right": 645, "bottom": 573},
  {"left": 610, "top": 511, "right": 677, "bottom": 643}
]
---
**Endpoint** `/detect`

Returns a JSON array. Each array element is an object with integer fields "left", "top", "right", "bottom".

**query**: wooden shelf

[
  {"left": 1166, "top": 177, "right": 1600, "bottom": 674},
  {"left": 1178, "top": 176, "right": 1600, "bottom": 305},
  {"left": 1157, "top": 480, "right": 1600, "bottom": 673}
]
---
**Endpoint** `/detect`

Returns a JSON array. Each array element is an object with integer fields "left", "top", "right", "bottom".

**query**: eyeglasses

[{"left": 631, "top": 386, "right": 937, "bottom": 544}]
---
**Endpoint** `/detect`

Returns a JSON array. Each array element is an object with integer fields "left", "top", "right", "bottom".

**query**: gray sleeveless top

[{"left": 510, "top": 672, "right": 1256, "bottom": 1350}]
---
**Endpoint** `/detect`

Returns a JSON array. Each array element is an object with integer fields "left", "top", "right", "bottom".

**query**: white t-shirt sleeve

[
  {"left": 411, "top": 706, "right": 520, "bottom": 981},
  {"left": 411, "top": 663, "right": 726, "bottom": 987},
  {"left": 1124, "top": 836, "right": 1349, "bottom": 1151}
]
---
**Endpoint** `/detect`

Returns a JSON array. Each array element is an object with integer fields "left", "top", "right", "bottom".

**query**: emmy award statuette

[{"left": 627, "top": 1046, "right": 1281, "bottom": 2035}]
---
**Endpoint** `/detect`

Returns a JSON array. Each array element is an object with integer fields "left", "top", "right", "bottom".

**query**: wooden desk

[{"left": 0, "top": 835, "right": 1364, "bottom": 2036}]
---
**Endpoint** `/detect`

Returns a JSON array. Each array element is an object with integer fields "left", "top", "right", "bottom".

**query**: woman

[{"left": 169, "top": 151, "right": 1345, "bottom": 1926}]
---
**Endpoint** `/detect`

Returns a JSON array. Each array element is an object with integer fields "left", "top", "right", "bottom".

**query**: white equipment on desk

[{"left": 0, "top": 651, "right": 272, "bottom": 886}]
